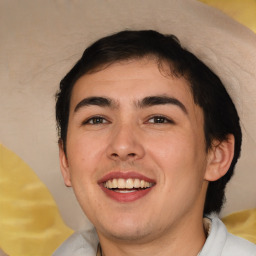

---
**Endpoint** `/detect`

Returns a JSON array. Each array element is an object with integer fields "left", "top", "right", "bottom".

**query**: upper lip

[{"left": 98, "top": 171, "right": 156, "bottom": 184}]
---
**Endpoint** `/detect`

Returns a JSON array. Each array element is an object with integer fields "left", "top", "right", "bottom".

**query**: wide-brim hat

[{"left": 1, "top": 0, "right": 255, "bottom": 230}]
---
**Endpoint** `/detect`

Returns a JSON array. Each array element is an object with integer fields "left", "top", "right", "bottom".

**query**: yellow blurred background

[{"left": 199, "top": 0, "right": 256, "bottom": 32}]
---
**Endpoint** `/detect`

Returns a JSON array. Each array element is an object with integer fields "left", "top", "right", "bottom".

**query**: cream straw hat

[{"left": 1, "top": 0, "right": 255, "bottom": 230}]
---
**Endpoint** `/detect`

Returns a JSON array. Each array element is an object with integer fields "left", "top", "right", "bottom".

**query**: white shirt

[{"left": 53, "top": 216, "right": 256, "bottom": 256}]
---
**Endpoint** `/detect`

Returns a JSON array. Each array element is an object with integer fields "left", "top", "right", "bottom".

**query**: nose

[{"left": 106, "top": 124, "right": 145, "bottom": 162}]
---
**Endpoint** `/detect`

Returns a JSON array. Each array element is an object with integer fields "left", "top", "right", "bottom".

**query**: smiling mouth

[{"left": 103, "top": 178, "right": 154, "bottom": 193}]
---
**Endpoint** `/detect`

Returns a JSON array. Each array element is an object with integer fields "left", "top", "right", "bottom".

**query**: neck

[{"left": 98, "top": 214, "right": 207, "bottom": 256}]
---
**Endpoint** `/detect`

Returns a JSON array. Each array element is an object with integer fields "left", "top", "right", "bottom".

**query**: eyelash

[
  {"left": 82, "top": 116, "right": 109, "bottom": 125},
  {"left": 82, "top": 115, "right": 174, "bottom": 126},
  {"left": 146, "top": 115, "right": 174, "bottom": 124}
]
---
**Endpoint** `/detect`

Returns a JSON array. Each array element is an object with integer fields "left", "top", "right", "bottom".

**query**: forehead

[{"left": 70, "top": 58, "right": 195, "bottom": 108}]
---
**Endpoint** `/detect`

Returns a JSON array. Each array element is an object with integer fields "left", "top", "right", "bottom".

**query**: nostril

[{"left": 110, "top": 152, "right": 136, "bottom": 160}]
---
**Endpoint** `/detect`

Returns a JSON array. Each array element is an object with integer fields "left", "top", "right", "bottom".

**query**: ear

[
  {"left": 58, "top": 140, "right": 72, "bottom": 187},
  {"left": 204, "top": 134, "right": 235, "bottom": 182}
]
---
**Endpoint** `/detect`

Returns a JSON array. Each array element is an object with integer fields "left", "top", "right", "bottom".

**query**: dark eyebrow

[
  {"left": 137, "top": 95, "right": 188, "bottom": 114},
  {"left": 74, "top": 96, "right": 117, "bottom": 112}
]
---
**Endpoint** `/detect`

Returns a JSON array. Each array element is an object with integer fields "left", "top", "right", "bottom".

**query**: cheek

[
  {"left": 66, "top": 133, "right": 107, "bottom": 179},
  {"left": 147, "top": 131, "right": 198, "bottom": 166},
  {"left": 147, "top": 131, "right": 206, "bottom": 186}
]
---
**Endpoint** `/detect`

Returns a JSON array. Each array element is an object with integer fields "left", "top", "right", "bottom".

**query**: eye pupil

[
  {"left": 93, "top": 117, "right": 103, "bottom": 124},
  {"left": 154, "top": 117, "right": 165, "bottom": 123}
]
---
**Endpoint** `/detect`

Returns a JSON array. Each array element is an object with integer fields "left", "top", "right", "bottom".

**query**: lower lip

[{"left": 100, "top": 185, "right": 154, "bottom": 202}]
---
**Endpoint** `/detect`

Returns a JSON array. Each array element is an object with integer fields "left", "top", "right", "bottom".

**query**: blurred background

[{"left": 1, "top": 0, "right": 255, "bottom": 255}]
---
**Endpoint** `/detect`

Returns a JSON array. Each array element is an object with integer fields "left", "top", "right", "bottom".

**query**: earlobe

[
  {"left": 204, "top": 134, "right": 235, "bottom": 182},
  {"left": 58, "top": 140, "right": 72, "bottom": 187}
]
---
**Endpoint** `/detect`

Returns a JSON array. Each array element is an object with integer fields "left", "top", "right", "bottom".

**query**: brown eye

[
  {"left": 153, "top": 117, "right": 166, "bottom": 123},
  {"left": 91, "top": 117, "right": 104, "bottom": 124},
  {"left": 83, "top": 116, "right": 108, "bottom": 125},
  {"left": 147, "top": 116, "right": 173, "bottom": 124}
]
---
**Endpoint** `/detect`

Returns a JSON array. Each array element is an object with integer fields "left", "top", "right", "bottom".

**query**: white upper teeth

[{"left": 104, "top": 178, "right": 153, "bottom": 189}]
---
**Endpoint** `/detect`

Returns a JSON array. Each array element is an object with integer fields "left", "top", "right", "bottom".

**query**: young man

[{"left": 54, "top": 30, "right": 256, "bottom": 255}]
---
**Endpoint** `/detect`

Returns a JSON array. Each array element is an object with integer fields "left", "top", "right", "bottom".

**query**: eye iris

[
  {"left": 93, "top": 117, "right": 103, "bottom": 124},
  {"left": 154, "top": 117, "right": 165, "bottom": 123}
]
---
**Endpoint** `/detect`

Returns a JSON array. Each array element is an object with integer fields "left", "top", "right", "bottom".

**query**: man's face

[{"left": 60, "top": 58, "right": 211, "bottom": 242}]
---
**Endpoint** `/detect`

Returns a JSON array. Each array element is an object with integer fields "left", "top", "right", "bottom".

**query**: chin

[
  {"left": 106, "top": 229, "right": 151, "bottom": 242},
  {"left": 98, "top": 221, "right": 153, "bottom": 242}
]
